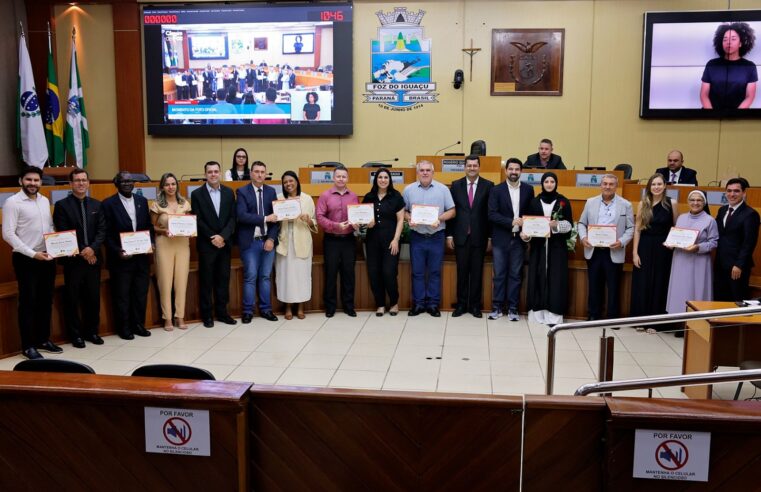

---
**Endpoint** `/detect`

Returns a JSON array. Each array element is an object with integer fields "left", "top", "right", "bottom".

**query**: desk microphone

[
  {"left": 434, "top": 140, "right": 461, "bottom": 156},
  {"left": 367, "top": 157, "right": 399, "bottom": 163}
]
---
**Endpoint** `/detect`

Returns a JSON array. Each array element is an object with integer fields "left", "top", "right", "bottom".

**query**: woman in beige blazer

[{"left": 275, "top": 171, "right": 317, "bottom": 319}]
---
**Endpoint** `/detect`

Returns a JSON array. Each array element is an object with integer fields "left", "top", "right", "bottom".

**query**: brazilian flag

[{"left": 44, "top": 32, "right": 64, "bottom": 167}]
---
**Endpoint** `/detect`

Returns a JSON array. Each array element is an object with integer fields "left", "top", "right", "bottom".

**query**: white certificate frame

[
  {"left": 664, "top": 227, "right": 699, "bottom": 248},
  {"left": 167, "top": 214, "right": 197, "bottom": 237},
  {"left": 587, "top": 225, "right": 617, "bottom": 247},
  {"left": 273, "top": 198, "right": 302, "bottom": 221},
  {"left": 410, "top": 204, "right": 439, "bottom": 226},
  {"left": 120, "top": 230, "right": 152, "bottom": 255},
  {"left": 347, "top": 204, "right": 374, "bottom": 225},
  {"left": 522, "top": 216, "right": 551, "bottom": 238},
  {"left": 44, "top": 230, "right": 79, "bottom": 258}
]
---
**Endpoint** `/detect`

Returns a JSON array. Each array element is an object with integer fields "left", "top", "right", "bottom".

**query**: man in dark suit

[
  {"left": 655, "top": 150, "right": 698, "bottom": 185},
  {"left": 236, "top": 161, "right": 279, "bottom": 323},
  {"left": 191, "top": 161, "right": 238, "bottom": 328},
  {"left": 53, "top": 168, "right": 106, "bottom": 348},
  {"left": 446, "top": 155, "right": 494, "bottom": 317},
  {"left": 102, "top": 171, "right": 154, "bottom": 340},
  {"left": 525, "top": 138, "right": 566, "bottom": 169},
  {"left": 488, "top": 158, "right": 535, "bottom": 321},
  {"left": 714, "top": 177, "right": 760, "bottom": 301}
]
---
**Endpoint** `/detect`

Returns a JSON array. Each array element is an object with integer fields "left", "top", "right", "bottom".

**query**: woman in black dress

[
  {"left": 521, "top": 172, "right": 573, "bottom": 325},
  {"left": 362, "top": 168, "right": 405, "bottom": 316},
  {"left": 630, "top": 173, "right": 677, "bottom": 332}
]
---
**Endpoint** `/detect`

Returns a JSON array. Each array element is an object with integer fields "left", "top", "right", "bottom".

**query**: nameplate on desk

[
  {"left": 0, "top": 192, "right": 14, "bottom": 208},
  {"left": 705, "top": 191, "right": 728, "bottom": 206},
  {"left": 144, "top": 407, "right": 210, "bottom": 456},
  {"left": 575, "top": 174, "right": 607, "bottom": 188},
  {"left": 520, "top": 173, "right": 545, "bottom": 185},
  {"left": 310, "top": 170, "right": 334, "bottom": 184},
  {"left": 441, "top": 159, "right": 465, "bottom": 172},
  {"left": 134, "top": 186, "right": 157, "bottom": 200},
  {"left": 187, "top": 184, "right": 202, "bottom": 195},
  {"left": 369, "top": 170, "right": 405, "bottom": 184},
  {"left": 51, "top": 189, "right": 90, "bottom": 205}
]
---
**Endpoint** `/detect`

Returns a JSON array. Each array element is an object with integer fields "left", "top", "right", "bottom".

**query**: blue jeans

[
  {"left": 241, "top": 239, "right": 275, "bottom": 314},
  {"left": 409, "top": 230, "right": 445, "bottom": 308},
  {"left": 492, "top": 238, "right": 525, "bottom": 311}
]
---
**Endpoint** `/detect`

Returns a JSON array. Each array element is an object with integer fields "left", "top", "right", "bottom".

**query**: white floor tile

[
  {"left": 339, "top": 355, "right": 391, "bottom": 372},
  {"left": 147, "top": 348, "right": 205, "bottom": 365},
  {"left": 227, "top": 365, "right": 286, "bottom": 384},
  {"left": 383, "top": 371, "right": 438, "bottom": 391},
  {"left": 347, "top": 343, "right": 397, "bottom": 357},
  {"left": 290, "top": 353, "right": 344, "bottom": 370},
  {"left": 437, "top": 374, "right": 492, "bottom": 394},
  {"left": 277, "top": 367, "right": 335, "bottom": 387},
  {"left": 195, "top": 350, "right": 250, "bottom": 366},
  {"left": 491, "top": 360, "right": 544, "bottom": 378},
  {"left": 329, "top": 370, "right": 386, "bottom": 390},
  {"left": 240, "top": 351, "right": 297, "bottom": 367},
  {"left": 89, "top": 359, "right": 140, "bottom": 376},
  {"left": 492, "top": 375, "right": 545, "bottom": 395},
  {"left": 103, "top": 346, "right": 160, "bottom": 362},
  {"left": 192, "top": 363, "right": 237, "bottom": 380},
  {"left": 439, "top": 359, "right": 491, "bottom": 375}
]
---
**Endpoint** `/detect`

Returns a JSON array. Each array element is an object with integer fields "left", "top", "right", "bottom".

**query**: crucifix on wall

[{"left": 462, "top": 39, "right": 481, "bottom": 82}]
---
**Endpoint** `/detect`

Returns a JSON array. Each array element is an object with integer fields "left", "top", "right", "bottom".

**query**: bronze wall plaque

[{"left": 491, "top": 28, "right": 565, "bottom": 96}]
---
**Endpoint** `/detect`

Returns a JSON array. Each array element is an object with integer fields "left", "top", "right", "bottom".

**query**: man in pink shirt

[{"left": 316, "top": 165, "right": 359, "bottom": 317}]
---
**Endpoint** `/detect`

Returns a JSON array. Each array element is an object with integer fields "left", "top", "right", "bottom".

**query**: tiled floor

[{"left": 0, "top": 312, "right": 751, "bottom": 400}]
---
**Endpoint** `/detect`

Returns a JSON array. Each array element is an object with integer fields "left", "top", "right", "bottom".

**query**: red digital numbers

[
  {"left": 321, "top": 11, "right": 345, "bottom": 22},
  {"left": 144, "top": 14, "right": 178, "bottom": 25}
]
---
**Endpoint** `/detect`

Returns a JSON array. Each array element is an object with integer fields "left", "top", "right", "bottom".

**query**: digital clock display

[
  {"left": 144, "top": 14, "right": 178, "bottom": 25},
  {"left": 320, "top": 10, "right": 345, "bottom": 21}
]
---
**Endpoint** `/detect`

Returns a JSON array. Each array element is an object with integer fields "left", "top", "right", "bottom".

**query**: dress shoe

[
  {"left": 218, "top": 315, "right": 238, "bottom": 325},
  {"left": 22, "top": 347, "right": 43, "bottom": 360},
  {"left": 134, "top": 326, "right": 152, "bottom": 337},
  {"left": 203, "top": 318, "right": 214, "bottom": 328},
  {"left": 241, "top": 313, "right": 253, "bottom": 324},
  {"left": 72, "top": 338, "right": 86, "bottom": 349},
  {"left": 85, "top": 334, "right": 104, "bottom": 345},
  {"left": 119, "top": 332, "right": 135, "bottom": 340},
  {"left": 38, "top": 340, "right": 63, "bottom": 353},
  {"left": 326, "top": 310, "right": 335, "bottom": 318},
  {"left": 261, "top": 311, "right": 279, "bottom": 322},
  {"left": 408, "top": 306, "right": 425, "bottom": 316},
  {"left": 470, "top": 309, "right": 483, "bottom": 319},
  {"left": 427, "top": 307, "right": 441, "bottom": 317},
  {"left": 344, "top": 309, "right": 357, "bottom": 317},
  {"left": 452, "top": 306, "right": 466, "bottom": 318}
]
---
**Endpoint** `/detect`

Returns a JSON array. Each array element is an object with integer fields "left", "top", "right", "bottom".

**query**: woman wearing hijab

[
  {"left": 521, "top": 172, "right": 573, "bottom": 325},
  {"left": 665, "top": 190, "right": 719, "bottom": 336}
]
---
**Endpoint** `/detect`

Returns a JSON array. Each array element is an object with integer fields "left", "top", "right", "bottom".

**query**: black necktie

[
  {"left": 726, "top": 207, "right": 734, "bottom": 224},
  {"left": 257, "top": 188, "right": 265, "bottom": 234},
  {"left": 80, "top": 199, "right": 89, "bottom": 247}
]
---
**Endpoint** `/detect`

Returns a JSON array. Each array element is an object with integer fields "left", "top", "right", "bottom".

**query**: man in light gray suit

[{"left": 577, "top": 174, "right": 634, "bottom": 321}]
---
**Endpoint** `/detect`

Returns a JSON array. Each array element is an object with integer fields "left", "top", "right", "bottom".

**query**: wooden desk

[
  {"left": 683, "top": 301, "right": 761, "bottom": 399},
  {"left": 416, "top": 155, "right": 502, "bottom": 173}
]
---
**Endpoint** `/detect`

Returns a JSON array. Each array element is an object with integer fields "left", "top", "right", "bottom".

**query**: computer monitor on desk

[{"left": 584, "top": 166, "right": 606, "bottom": 171}]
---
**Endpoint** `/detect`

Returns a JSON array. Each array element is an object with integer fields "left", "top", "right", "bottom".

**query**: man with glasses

[{"left": 53, "top": 168, "right": 106, "bottom": 348}]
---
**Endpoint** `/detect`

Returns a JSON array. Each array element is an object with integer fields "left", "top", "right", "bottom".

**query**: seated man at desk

[
  {"left": 525, "top": 138, "right": 566, "bottom": 169},
  {"left": 655, "top": 150, "right": 698, "bottom": 185}
]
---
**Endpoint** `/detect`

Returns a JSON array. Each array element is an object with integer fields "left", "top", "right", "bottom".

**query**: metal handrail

[
  {"left": 546, "top": 305, "right": 761, "bottom": 395},
  {"left": 574, "top": 368, "right": 761, "bottom": 396}
]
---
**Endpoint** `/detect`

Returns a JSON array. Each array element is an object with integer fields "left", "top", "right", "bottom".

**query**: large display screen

[
  {"left": 641, "top": 10, "right": 761, "bottom": 119},
  {"left": 143, "top": 2, "right": 353, "bottom": 136}
]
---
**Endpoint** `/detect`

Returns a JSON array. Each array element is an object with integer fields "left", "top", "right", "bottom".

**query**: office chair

[
  {"left": 470, "top": 140, "right": 486, "bottom": 156},
  {"left": 14, "top": 359, "right": 95, "bottom": 374},
  {"left": 130, "top": 173, "right": 152, "bottom": 182},
  {"left": 361, "top": 162, "right": 392, "bottom": 168},
  {"left": 317, "top": 162, "right": 342, "bottom": 168},
  {"left": 41, "top": 175, "right": 56, "bottom": 186},
  {"left": 613, "top": 163, "right": 633, "bottom": 180},
  {"left": 132, "top": 364, "right": 216, "bottom": 381},
  {"left": 733, "top": 360, "right": 761, "bottom": 400}
]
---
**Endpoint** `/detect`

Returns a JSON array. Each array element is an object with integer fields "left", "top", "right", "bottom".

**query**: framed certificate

[
  {"left": 120, "top": 230, "right": 152, "bottom": 255},
  {"left": 347, "top": 204, "right": 374, "bottom": 225},
  {"left": 410, "top": 205, "right": 439, "bottom": 225},
  {"left": 522, "top": 216, "right": 551, "bottom": 238},
  {"left": 664, "top": 227, "right": 699, "bottom": 248},
  {"left": 273, "top": 198, "right": 302, "bottom": 220},
  {"left": 167, "top": 214, "right": 197, "bottom": 237},
  {"left": 44, "top": 230, "right": 79, "bottom": 258},
  {"left": 587, "top": 225, "right": 617, "bottom": 247}
]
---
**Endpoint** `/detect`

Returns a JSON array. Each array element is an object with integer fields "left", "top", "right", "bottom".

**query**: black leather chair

[
  {"left": 317, "top": 162, "right": 342, "bottom": 168},
  {"left": 613, "top": 163, "right": 633, "bottom": 180},
  {"left": 132, "top": 364, "right": 215, "bottom": 381},
  {"left": 470, "top": 140, "right": 486, "bottom": 156},
  {"left": 14, "top": 359, "right": 95, "bottom": 374},
  {"left": 130, "top": 173, "right": 152, "bottom": 182},
  {"left": 41, "top": 175, "right": 56, "bottom": 186},
  {"left": 733, "top": 360, "right": 761, "bottom": 400},
  {"left": 361, "top": 162, "right": 392, "bottom": 168}
]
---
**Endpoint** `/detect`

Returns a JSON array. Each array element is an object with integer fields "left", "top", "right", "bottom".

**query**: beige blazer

[{"left": 276, "top": 192, "right": 317, "bottom": 258}]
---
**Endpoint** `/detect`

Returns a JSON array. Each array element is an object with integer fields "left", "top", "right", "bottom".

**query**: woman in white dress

[{"left": 275, "top": 171, "right": 317, "bottom": 319}]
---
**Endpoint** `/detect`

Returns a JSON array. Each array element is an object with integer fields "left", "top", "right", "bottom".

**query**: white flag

[
  {"left": 17, "top": 32, "right": 48, "bottom": 167},
  {"left": 64, "top": 35, "right": 89, "bottom": 167}
]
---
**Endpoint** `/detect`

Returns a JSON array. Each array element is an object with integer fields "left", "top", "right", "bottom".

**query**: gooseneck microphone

[{"left": 434, "top": 140, "right": 461, "bottom": 156}]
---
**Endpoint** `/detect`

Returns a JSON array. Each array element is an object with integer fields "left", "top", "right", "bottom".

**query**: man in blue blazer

[
  {"left": 102, "top": 171, "right": 155, "bottom": 340},
  {"left": 488, "top": 158, "right": 535, "bottom": 321},
  {"left": 577, "top": 174, "right": 634, "bottom": 321},
  {"left": 237, "top": 161, "right": 279, "bottom": 323}
]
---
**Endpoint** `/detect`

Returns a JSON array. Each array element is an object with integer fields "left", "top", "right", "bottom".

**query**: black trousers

[
  {"left": 365, "top": 231, "right": 400, "bottom": 308},
  {"left": 62, "top": 258, "right": 101, "bottom": 340},
  {"left": 586, "top": 248, "right": 622, "bottom": 319},
  {"left": 109, "top": 255, "right": 150, "bottom": 337},
  {"left": 12, "top": 253, "right": 56, "bottom": 349},
  {"left": 714, "top": 265, "right": 751, "bottom": 302},
  {"left": 323, "top": 235, "right": 356, "bottom": 312},
  {"left": 454, "top": 236, "right": 486, "bottom": 311},
  {"left": 198, "top": 246, "right": 232, "bottom": 319}
]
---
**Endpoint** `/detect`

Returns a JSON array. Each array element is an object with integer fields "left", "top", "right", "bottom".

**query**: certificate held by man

[
  {"left": 664, "top": 227, "right": 699, "bottom": 249},
  {"left": 167, "top": 214, "right": 197, "bottom": 237},
  {"left": 410, "top": 204, "right": 439, "bottom": 226},
  {"left": 522, "top": 216, "right": 551, "bottom": 238},
  {"left": 44, "top": 230, "right": 79, "bottom": 258},
  {"left": 273, "top": 198, "right": 302, "bottom": 221},
  {"left": 120, "top": 230, "right": 152, "bottom": 255},
  {"left": 587, "top": 224, "right": 617, "bottom": 247},
  {"left": 347, "top": 204, "right": 374, "bottom": 225}
]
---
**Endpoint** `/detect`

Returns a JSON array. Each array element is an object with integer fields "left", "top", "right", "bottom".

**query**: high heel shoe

[
  {"left": 376, "top": 307, "right": 385, "bottom": 317},
  {"left": 389, "top": 305, "right": 399, "bottom": 316}
]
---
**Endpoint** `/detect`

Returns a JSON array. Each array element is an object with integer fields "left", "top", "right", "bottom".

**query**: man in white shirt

[{"left": 1, "top": 166, "right": 62, "bottom": 359}]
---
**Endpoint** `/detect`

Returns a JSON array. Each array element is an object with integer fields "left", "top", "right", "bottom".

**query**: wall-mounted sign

[
  {"left": 633, "top": 429, "right": 710, "bottom": 482},
  {"left": 145, "top": 407, "right": 210, "bottom": 456}
]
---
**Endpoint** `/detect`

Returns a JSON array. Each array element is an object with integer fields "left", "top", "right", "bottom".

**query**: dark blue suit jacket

[
  {"left": 101, "top": 192, "right": 154, "bottom": 265},
  {"left": 488, "top": 181, "right": 535, "bottom": 247},
  {"left": 656, "top": 166, "right": 698, "bottom": 185},
  {"left": 236, "top": 183, "right": 279, "bottom": 250}
]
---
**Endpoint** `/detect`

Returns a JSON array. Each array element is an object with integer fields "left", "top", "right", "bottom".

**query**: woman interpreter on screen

[
  {"left": 302, "top": 92, "right": 321, "bottom": 121},
  {"left": 700, "top": 22, "right": 758, "bottom": 110}
]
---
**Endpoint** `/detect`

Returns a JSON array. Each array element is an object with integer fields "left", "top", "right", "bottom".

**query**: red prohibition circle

[
  {"left": 163, "top": 417, "right": 192, "bottom": 446},
  {"left": 655, "top": 440, "right": 689, "bottom": 471}
]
